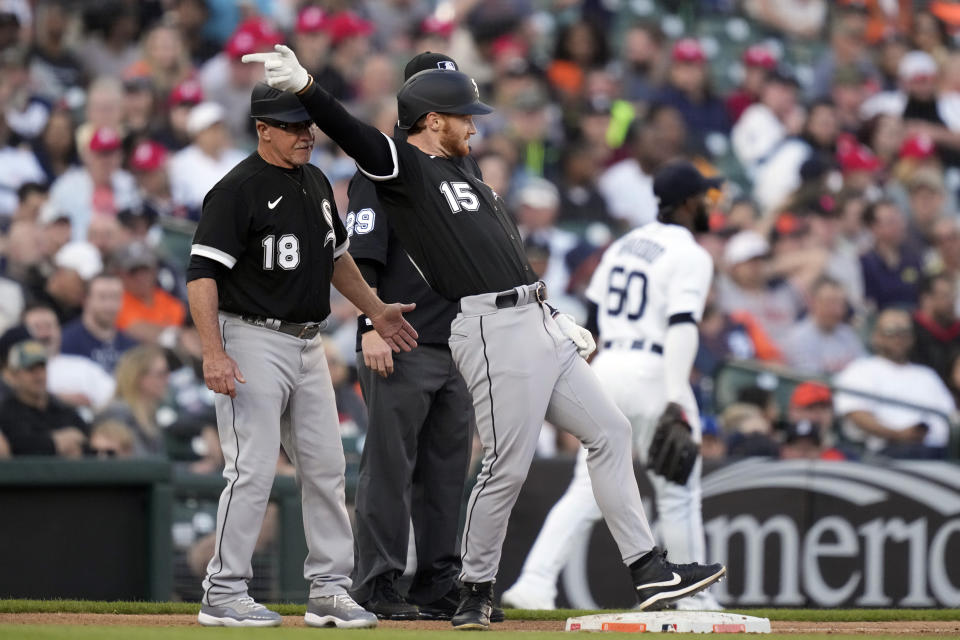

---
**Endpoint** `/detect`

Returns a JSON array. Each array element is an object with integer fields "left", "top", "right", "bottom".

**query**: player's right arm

[
  {"left": 244, "top": 46, "right": 398, "bottom": 181},
  {"left": 186, "top": 187, "right": 250, "bottom": 398},
  {"left": 187, "top": 278, "right": 245, "bottom": 398}
]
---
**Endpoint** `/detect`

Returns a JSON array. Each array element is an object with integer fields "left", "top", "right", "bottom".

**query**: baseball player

[
  {"left": 243, "top": 45, "right": 725, "bottom": 630},
  {"left": 502, "top": 161, "right": 722, "bottom": 611},
  {"left": 348, "top": 52, "right": 501, "bottom": 622},
  {"left": 186, "top": 82, "right": 417, "bottom": 628}
]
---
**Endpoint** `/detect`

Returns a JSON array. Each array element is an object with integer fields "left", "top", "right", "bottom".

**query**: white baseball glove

[
  {"left": 241, "top": 44, "right": 310, "bottom": 93},
  {"left": 554, "top": 313, "right": 596, "bottom": 359}
]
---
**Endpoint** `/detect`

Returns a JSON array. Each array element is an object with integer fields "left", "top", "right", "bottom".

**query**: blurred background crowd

[{"left": 1, "top": 0, "right": 960, "bottom": 471}]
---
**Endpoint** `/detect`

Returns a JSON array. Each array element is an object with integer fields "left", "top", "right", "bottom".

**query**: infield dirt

[{"left": 1, "top": 614, "right": 959, "bottom": 634}]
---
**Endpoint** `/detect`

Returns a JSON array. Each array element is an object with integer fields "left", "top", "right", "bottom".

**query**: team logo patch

[
  {"left": 437, "top": 60, "right": 456, "bottom": 70},
  {"left": 321, "top": 199, "right": 336, "bottom": 248}
]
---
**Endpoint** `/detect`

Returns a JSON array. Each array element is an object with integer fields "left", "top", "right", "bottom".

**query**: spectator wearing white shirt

[
  {"left": 834, "top": 308, "right": 954, "bottom": 459},
  {"left": 0, "top": 99, "right": 46, "bottom": 217},
  {"left": 861, "top": 50, "right": 960, "bottom": 166},
  {"left": 783, "top": 276, "right": 865, "bottom": 375},
  {"left": 732, "top": 68, "right": 803, "bottom": 178},
  {"left": 169, "top": 102, "right": 246, "bottom": 212},
  {"left": 47, "top": 126, "right": 139, "bottom": 241},
  {"left": 597, "top": 107, "right": 682, "bottom": 230},
  {"left": 22, "top": 302, "right": 116, "bottom": 416}
]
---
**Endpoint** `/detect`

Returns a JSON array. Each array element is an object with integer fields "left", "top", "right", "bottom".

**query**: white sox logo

[{"left": 322, "top": 199, "right": 336, "bottom": 248}]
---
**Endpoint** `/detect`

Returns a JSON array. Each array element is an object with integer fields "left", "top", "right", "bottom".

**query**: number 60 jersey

[{"left": 585, "top": 221, "right": 713, "bottom": 348}]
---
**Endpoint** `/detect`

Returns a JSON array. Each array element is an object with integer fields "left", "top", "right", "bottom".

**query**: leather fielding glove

[
  {"left": 648, "top": 402, "right": 699, "bottom": 485},
  {"left": 241, "top": 44, "right": 310, "bottom": 93},
  {"left": 554, "top": 313, "right": 596, "bottom": 359}
]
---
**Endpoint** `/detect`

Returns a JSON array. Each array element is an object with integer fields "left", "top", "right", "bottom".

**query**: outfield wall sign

[
  {"left": 501, "top": 458, "right": 960, "bottom": 608},
  {"left": 701, "top": 459, "right": 960, "bottom": 608}
]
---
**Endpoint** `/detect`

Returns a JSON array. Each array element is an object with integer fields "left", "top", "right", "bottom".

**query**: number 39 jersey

[
  {"left": 585, "top": 221, "right": 713, "bottom": 346},
  {"left": 190, "top": 152, "right": 348, "bottom": 323}
]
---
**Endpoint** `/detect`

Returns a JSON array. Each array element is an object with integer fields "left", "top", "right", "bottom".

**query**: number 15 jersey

[{"left": 585, "top": 221, "right": 713, "bottom": 346}]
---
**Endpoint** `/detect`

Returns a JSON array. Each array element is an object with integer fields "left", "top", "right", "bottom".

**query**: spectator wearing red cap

[
  {"left": 783, "top": 276, "right": 865, "bottom": 376},
  {"left": 293, "top": 6, "right": 332, "bottom": 77},
  {"left": 654, "top": 38, "right": 730, "bottom": 142},
  {"left": 725, "top": 45, "right": 778, "bottom": 123},
  {"left": 836, "top": 133, "right": 884, "bottom": 192},
  {"left": 415, "top": 15, "right": 455, "bottom": 53},
  {"left": 198, "top": 17, "right": 284, "bottom": 147},
  {"left": 158, "top": 79, "right": 204, "bottom": 151},
  {"left": 783, "top": 381, "right": 846, "bottom": 461},
  {"left": 129, "top": 139, "right": 186, "bottom": 220},
  {"left": 48, "top": 125, "right": 140, "bottom": 242},
  {"left": 312, "top": 11, "right": 375, "bottom": 101}
]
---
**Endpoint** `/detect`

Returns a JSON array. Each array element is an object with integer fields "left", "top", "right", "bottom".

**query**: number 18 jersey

[{"left": 585, "top": 221, "right": 713, "bottom": 346}]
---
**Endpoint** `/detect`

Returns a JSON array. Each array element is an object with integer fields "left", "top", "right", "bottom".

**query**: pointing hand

[{"left": 242, "top": 44, "right": 310, "bottom": 93}]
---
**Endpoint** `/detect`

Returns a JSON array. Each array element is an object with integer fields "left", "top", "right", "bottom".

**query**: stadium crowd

[{"left": 0, "top": 0, "right": 959, "bottom": 468}]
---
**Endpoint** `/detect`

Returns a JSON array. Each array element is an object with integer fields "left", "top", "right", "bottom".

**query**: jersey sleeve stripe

[
  {"left": 191, "top": 244, "right": 237, "bottom": 269},
  {"left": 355, "top": 132, "right": 399, "bottom": 181},
  {"left": 334, "top": 238, "right": 350, "bottom": 259}
]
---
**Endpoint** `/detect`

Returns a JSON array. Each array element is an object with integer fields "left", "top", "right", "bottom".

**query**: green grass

[
  {"left": 0, "top": 630, "right": 950, "bottom": 640},
  {"left": 1, "top": 600, "right": 960, "bottom": 621}
]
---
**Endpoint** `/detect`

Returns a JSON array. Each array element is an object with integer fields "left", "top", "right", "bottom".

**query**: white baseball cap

[
  {"left": 517, "top": 177, "right": 559, "bottom": 209},
  {"left": 187, "top": 102, "right": 226, "bottom": 137},
  {"left": 54, "top": 241, "right": 103, "bottom": 281},
  {"left": 899, "top": 51, "right": 938, "bottom": 81},
  {"left": 724, "top": 230, "right": 770, "bottom": 266}
]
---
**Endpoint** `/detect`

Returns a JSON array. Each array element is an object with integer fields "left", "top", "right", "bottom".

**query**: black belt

[
  {"left": 602, "top": 339, "right": 663, "bottom": 354},
  {"left": 458, "top": 282, "right": 548, "bottom": 312},
  {"left": 240, "top": 315, "right": 323, "bottom": 340}
]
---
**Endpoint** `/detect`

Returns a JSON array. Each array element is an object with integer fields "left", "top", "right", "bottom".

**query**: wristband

[{"left": 358, "top": 314, "right": 375, "bottom": 335}]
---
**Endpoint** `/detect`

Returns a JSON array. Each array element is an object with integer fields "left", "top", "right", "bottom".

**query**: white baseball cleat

[{"left": 500, "top": 583, "right": 556, "bottom": 610}]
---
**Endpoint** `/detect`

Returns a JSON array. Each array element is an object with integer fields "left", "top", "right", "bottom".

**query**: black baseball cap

[
  {"left": 404, "top": 52, "right": 458, "bottom": 81},
  {"left": 250, "top": 82, "right": 311, "bottom": 123},
  {"left": 653, "top": 161, "right": 723, "bottom": 209}
]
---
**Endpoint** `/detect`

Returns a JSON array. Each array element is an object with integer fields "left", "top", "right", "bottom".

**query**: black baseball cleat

[
  {"left": 418, "top": 584, "right": 504, "bottom": 622},
  {"left": 451, "top": 581, "right": 494, "bottom": 630},
  {"left": 360, "top": 578, "right": 420, "bottom": 620},
  {"left": 630, "top": 547, "right": 726, "bottom": 611}
]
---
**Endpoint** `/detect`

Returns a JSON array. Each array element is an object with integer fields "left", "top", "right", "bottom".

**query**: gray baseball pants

[
  {"left": 202, "top": 313, "right": 354, "bottom": 605},
  {"left": 448, "top": 284, "right": 657, "bottom": 583}
]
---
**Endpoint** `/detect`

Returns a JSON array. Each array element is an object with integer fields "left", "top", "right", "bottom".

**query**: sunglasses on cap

[{"left": 259, "top": 119, "right": 313, "bottom": 134}]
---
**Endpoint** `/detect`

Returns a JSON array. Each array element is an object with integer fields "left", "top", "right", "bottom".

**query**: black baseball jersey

[
  {"left": 347, "top": 174, "right": 456, "bottom": 346},
  {"left": 297, "top": 84, "right": 536, "bottom": 301},
  {"left": 188, "top": 152, "right": 349, "bottom": 323}
]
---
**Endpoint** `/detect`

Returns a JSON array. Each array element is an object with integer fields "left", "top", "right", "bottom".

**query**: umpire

[
  {"left": 347, "top": 53, "right": 489, "bottom": 622},
  {"left": 186, "top": 83, "right": 416, "bottom": 628}
]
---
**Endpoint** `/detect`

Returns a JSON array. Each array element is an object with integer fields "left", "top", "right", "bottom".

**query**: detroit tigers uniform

[
  {"left": 187, "top": 151, "right": 357, "bottom": 606},
  {"left": 291, "top": 74, "right": 659, "bottom": 588},
  {"left": 504, "top": 221, "right": 714, "bottom": 607}
]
